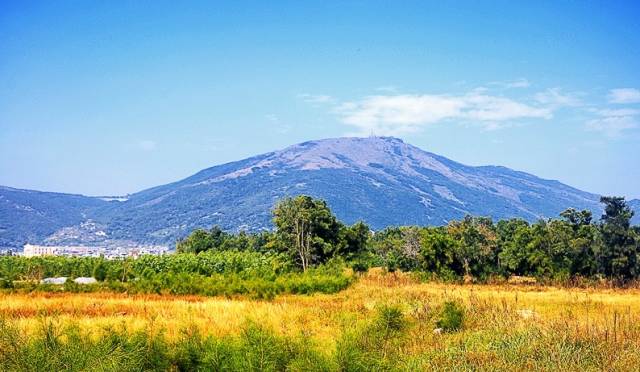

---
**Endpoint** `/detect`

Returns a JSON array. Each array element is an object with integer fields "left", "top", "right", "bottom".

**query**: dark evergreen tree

[{"left": 598, "top": 197, "right": 637, "bottom": 280}]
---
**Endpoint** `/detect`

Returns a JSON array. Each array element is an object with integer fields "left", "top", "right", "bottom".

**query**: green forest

[
  {"left": 1, "top": 195, "right": 639, "bottom": 298},
  {"left": 176, "top": 195, "right": 640, "bottom": 283}
]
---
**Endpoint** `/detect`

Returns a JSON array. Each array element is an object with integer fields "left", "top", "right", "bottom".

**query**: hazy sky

[{"left": 1, "top": 1, "right": 639, "bottom": 198}]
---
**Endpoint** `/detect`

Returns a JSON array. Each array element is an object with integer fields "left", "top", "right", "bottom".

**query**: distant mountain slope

[
  {"left": 1, "top": 137, "right": 637, "bottom": 247},
  {"left": 95, "top": 137, "right": 606, "bottom": 243},
  {"left": 0, "top": 186, "right": 108, "bottom": 247}
]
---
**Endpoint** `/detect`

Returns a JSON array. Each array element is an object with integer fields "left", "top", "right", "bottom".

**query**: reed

[{"left": 1, "top": 269, "right": 639, "bottom": 371}]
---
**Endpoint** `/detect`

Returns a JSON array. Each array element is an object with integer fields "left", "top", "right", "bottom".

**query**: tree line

[{"left": 177, "top": 195, "right": 640, "bottom": 283}]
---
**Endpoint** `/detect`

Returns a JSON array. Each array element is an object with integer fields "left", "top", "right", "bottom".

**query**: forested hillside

[{"left": 1, "top": 137, "right": 639, "bottom": 248}]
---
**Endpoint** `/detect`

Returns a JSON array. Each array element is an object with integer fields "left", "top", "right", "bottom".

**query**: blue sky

[{"left": 1, "top": 1, "right": 639, "bottom": 198}]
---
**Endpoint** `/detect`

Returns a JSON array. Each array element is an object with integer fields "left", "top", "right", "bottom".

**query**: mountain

[
  {"left": 1, "top": 137, "right": 638, "bottom": 248},
  {"left": 0, "top": 186, "right": 108, "bottom": 247}
]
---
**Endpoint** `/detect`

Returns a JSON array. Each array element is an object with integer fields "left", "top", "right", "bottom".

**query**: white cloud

[
  {"left": 534, "top": 88, "right": 582, "bottom": 107},
  {"left": 463, "top": 94, "right": 551, "bottom": 121},
  {"left": 302, "top": 83, "right": 640, "bottom": 137},
  {"left": 587, "top": 116, "right": 637, "bottom": 137},
  {"left": 608, "top": 88, "right": 640, "bottom": 104},
  {"left": 507, "top": 78, "right": 531, "bottom": 88},
  {"left": 335, "top": 92, "right": 551, "bottom": 135},
  {"left": 586, "top": 108, "right": 638, "bottom": 137},
  {"left": 592, "top": 108, "right": 640, "bottom": 117},
  {"left": 138, "top": 140, "right": 157, "bottom": 151},
  {"left": 337, "top": 95, "right": 464, "bottom": 134}
]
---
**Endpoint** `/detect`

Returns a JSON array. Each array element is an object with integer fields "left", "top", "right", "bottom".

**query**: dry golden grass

[{"left": 2, "top": 268, "right": 640, "bottom": 355}]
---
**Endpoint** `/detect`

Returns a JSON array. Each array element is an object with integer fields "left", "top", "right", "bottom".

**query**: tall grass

[
  {"left": 1, "top": 270, "right": 639, "bottom": 371},
  {"left": 2, "top": 303, "right": 637, "bottom": 371}
]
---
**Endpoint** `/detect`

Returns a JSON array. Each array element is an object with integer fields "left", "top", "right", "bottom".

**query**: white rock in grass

[
  {"left": 516, "top": 309, "right": 535, "bottom": 319},
  {"left": 41, "top": 277, "right": 67, "bottom": 285},
  {"left": 433, "top": 328, "right": 443, "bottom": 335},
  {"left": 74, "top": 277, "right": 97, "bottom": 284}
]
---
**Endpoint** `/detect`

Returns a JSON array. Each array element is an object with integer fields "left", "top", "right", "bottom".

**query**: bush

[
  {"left": 376, "top": 305, "right": 405, "bottom": 332},
  {"left": 7, "top": 264, "right": 353, "bottom": 298},
  {"left": 436, "top": 301, "right": 465, "bottom": 332},
  {"left": 334, "top": 305, "right": 407, "bottom": 371},
  {"left": 0, "top": 251, "right": 355, "bottom": 299},
  {"left": 349, "top": 252, "right": 382, "bottom": 274},
  {"left": 0, "top": 319, "right": 336, "bottom": 372},
  {"left": 0, "top": 278, "right": 13, "bottom": 289}
]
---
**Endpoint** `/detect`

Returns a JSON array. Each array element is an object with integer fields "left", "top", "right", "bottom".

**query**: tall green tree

[
  {"left": 559, "top": 209, "right": 598, "bottom": 276},
  {"left": 447, "top": 216, "right": 498, "bottom": 279},
  {"left": 370, "top": 227, "right": 404, "bottom": 272},
  {"left": 598, "top": 196, "right": 638, "bottom": 280},
  {"left": 336, "top": 221, "right": 371, "bottom": 260},
  {"left": 560, "top": 208, "right": 593, "bottom": 228},
  {"left": 416, "top": 227, "right": 457, "bottom": 276},
  {"left": 272, "top": 195, "right": 342, "bottom": 270},
  {"left": 496, "top": 219, "right": 532, "bottom": 275}
]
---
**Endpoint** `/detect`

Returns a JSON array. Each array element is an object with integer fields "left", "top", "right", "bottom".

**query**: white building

[{"left": 23, "top": 244, "right": 61, "bottom": 257}]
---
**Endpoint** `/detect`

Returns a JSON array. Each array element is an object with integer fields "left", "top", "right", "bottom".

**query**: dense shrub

[
  {"left": 376, "top": 305, "right": 405, "bottom": 332},
  {"left": 0, "top": 250, "right": 352, "bottom": 298},
  {"left": 0, "top": 319, "right": 334, "bottom": 372},
  {"left": 6, "top": 265, "right": 352, "bottom": 298},
  {"left": 0, "top": 251, "right": 289, "bottom": 282},
  {"left": 436, "top": 301, "right": 465, "bottom": 332},
  {"left": 131, "top": 251, "right": 290, "bottom": 278},
  {"left": 334, "top": 305, "right": 407, "bottom": 371}
]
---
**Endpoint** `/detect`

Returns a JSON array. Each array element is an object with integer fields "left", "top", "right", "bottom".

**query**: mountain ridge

[{"left": 1, "top": 136, "right": 638, "bottom": 248}]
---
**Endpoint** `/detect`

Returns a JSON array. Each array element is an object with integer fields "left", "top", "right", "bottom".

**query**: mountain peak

[
  {"left": 284, "top": 136, "right": 406, "bottom": 155},
  {"left": 4, "top": 136, "right": 632, "bottom": 248},
  {"left": 94, "top": 134, "right": 608, "bottom": 243},
  {"left": 196, "top": 136, "right": 462, "bottom": 187}
]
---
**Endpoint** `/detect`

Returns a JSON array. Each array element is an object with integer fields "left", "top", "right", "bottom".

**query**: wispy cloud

[
  {"left": 462, "top": 94, "right": 551, "bottom": 121},
  {"left": 265, "top": 114, "right": 292, "bottom": 134},
  {"left": 375, "top": 86, "right": 399, "bottom": 93},
  {"left": 586, "top": 117, "right": 637, "bottom": 138},
  {"left": 336, "top": 95, "right": 463, "bottom": 134},
  {"left": 505, "top": 78, "right": 531, "bottom": 88},
  {"left": 301, "top": 82, "right": 639, "bottom": 138},
  {"left": 298, "top": 94, "right": 334, "bottom": 104},
  {"left": 138, "top": 140, "right": 157, "bottom": 151},
  {"left": 586, "top": 108, "right": 638, "bottom": 137},
  {"left": 534, "top": 88, "right": 582, "bottom": 108},
  {"left": 335, "top": 92, "right": 550, "bottom": 135},
  {"left": 608, "top": 88, "right": 640, "bottom": 104},
  {"left": 489, "top": 78, "right": 531, "bottom": 89},
  {"left": 593, "top": 108, "right": 640, "bottom": 117}
]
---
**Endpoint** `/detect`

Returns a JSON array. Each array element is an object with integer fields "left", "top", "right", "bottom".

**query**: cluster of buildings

[
  {"left": 0, "top": 247, "right": 16, "bottom": 256},
  {"left": 21, "top": 244, "right": 170, "bottom": 259}
]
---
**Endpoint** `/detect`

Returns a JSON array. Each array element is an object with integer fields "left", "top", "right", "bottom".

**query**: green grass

[{"left": 3, "top": 303, "right": 637, "bottom": 372}]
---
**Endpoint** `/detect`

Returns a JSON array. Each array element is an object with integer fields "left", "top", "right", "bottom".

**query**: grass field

[{"left": 2, "top": 269, "right": 640, "bottom": 371}]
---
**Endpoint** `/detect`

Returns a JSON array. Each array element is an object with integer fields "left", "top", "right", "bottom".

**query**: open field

[{"left": 2, "top": 269, "right": 640, "bottom": 371}]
